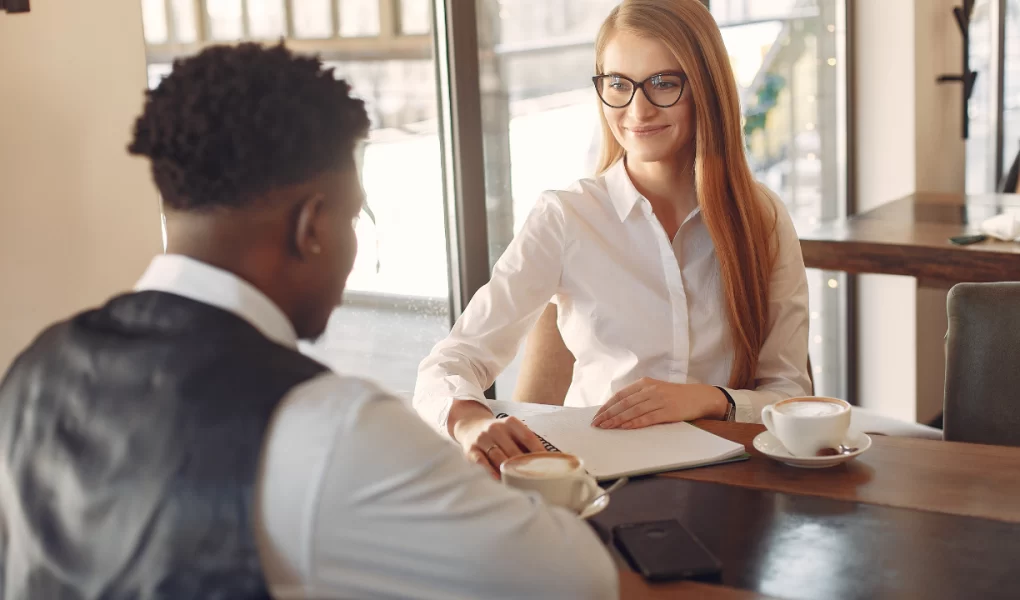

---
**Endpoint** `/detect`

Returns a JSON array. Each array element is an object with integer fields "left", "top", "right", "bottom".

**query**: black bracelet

[
  {"left": 714, "top": 386, "right": 736, "bottom": 421},
  {"left": 714, "top": 386, "right": 736, "bottom": 408}
]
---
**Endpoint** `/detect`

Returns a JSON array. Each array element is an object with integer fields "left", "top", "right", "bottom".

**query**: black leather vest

[{"left": 0, "top": 291, "right": 327, "bottom": 599}]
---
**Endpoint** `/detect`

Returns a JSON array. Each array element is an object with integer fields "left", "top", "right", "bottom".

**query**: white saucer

[{"left": 753, "top": 430, "right": 872, "bottom": 469}]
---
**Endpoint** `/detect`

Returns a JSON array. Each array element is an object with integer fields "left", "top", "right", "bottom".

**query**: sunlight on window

[
  {"left": 206, "top": 0, "right": 243, "bottom": 41},
  {"left": 293, "top": 0, "right": 333, "bottom": 38},
  {"left": 141, "top": 0, "right": 168, "bottom": 44},
  {"left": 399, "top": 0, "right": 430, "bottom": 35},
  {"left": 247, "top": 0, "right": 286, "bottom": 38},
  {"left": 339, "top": 0, "right": 381, "bottom": 37},
  {"left": 171, "top": 0, "right": 199, "bottom": 42}
]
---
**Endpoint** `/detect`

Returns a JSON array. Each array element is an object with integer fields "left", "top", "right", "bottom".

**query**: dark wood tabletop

[
  {"left": 797, "top": 192, "right": 1020, "bottom": 283},
  {"left": 614, "top": 420, "right": 1020, "bottom": 599}
]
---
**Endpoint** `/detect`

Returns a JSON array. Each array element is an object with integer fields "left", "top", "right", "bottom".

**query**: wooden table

[
  {"left": 797, "top": 192, "right": 1020, "bottom": 283},
  {"left": 611, "top": 421, "right": 1020, "bottom": 599},
  {"left": 795, "top": 192, "right": 1020, "bottom": 423}
]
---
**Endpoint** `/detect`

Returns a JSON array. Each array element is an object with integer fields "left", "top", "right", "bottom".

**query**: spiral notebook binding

[{"left": 495, "top": 412, "right": 560, "bottom": 452}]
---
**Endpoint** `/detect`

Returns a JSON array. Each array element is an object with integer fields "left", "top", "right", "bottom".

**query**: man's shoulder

[
  {"left": 274, "top": 371, "right": 405, "bottom": 431},
  {"left": 292, "top": 371, "right": 401, "bottom": 402},
  {"left": 0, "top": 309, "right": 98, "bottom": 392}
]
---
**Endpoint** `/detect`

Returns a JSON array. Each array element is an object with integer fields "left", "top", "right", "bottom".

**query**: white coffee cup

[
  {"left": 500, "top": 452, "right": 598, "bottom": 512},
  {"left": 761, "top": 396, "right": 852, "bottom": 458}
]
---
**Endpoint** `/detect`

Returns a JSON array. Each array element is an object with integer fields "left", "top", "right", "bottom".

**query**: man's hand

[
  {"left": 448, "top": 400, "right": 546, "bottom": 478},
  {"left": 590, "top": 380, "right": 728, "bottom": 429}
]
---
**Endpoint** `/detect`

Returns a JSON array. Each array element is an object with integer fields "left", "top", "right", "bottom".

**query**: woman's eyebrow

[{"left": 599, "top": 70, "right": 685, "bottom": 78}]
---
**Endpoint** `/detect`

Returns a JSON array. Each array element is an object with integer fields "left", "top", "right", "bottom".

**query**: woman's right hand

[{"left": 449, "top": 401, "right": 547, "bottom": 478}]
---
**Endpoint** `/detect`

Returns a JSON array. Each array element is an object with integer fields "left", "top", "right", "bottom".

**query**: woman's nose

[{"left": 627, "top": 86, "right": 659, "bottom": 119}]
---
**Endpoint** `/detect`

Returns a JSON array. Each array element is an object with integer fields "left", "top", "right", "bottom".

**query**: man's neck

[{"left": 164, "top": 212, "right": 297, "bottom": 336}]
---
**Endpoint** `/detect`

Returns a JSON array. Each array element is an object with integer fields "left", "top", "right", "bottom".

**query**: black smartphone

[{"left": 613, "top": 519, "right": 722, "bottom": 582}]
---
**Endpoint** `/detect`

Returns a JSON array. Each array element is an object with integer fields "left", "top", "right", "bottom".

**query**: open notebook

[{"left": 487, "top": 401, "right": 748, "bottom": 481}]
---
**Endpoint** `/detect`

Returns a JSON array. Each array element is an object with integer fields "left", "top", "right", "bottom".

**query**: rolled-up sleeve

[{"left": 413, "top": 193, "right": 567, "bottom": 431}]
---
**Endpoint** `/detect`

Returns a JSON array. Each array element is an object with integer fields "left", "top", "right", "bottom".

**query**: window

[
  {"left": 140, "top": 0, "right": 851, "bottom": 402},
  {"left": 140, "top": 0, "right": 447, "bottom": 398},
  {"left": 966, "top": 0, "right": 1020, "bottom": 193},
  {"left": 966, "top": 0, "right": 995, "bottom": 193},
  {"left": 479, "top": 0, "right": 850, "bottom": 399},
  {"left": 466, "top": 0, "right": 618, "bottom": 392},
  {"left": 339, "top": 0, "right": 381, "bottom": 37},
  {"left": 291, "top": 0, "right": 333, "bottom": 39},
  {"left": 399, "top": 0, "right": 431, "bottom": 35},
  {"left": 141, "top": 0, "right": 169, "bottom": 43},
  {"left": 1004, "top": 1, "right": 1020, "bottom": 178},
  {"left": 712, "top": 0, "right": 849, "bottom": 399}
]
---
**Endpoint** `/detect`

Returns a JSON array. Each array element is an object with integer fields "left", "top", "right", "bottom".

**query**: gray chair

[{"left": 943, "top": 282, "right": 1020, "bottom": 447}]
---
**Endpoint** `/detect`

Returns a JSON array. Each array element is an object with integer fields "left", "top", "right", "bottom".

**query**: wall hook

[
  {"left": 936, "top": 0, "right": 977, "bottom": 138},
  {"left": 0, "top": 0, "right": 31, "bottom": 14}
]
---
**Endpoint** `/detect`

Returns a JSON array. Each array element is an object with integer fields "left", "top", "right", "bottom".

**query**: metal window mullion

[
  {"left": 240, "top": 0, "right": 251, "bottom": 38},
  {"left": 195, "top": 0, "right": 210, "bottom": 41},
  {"left": 163, "top": 0, "right": 178, "bottom": 43},
  {"left": 813, "top": 0, "right": 847, "bottom": 401},
  {"left": 431, "top": 0, "right": 494, "bottom": 397},
  {"left": 840, "top": 0, "right": 858, "bottom": 405},
  {"left": 990, "top": 0, "right": 1007, "bottom": 187},
  {"left": 381, "top": 0, "right": 398, "bottom": 38},
  {"left": 283, "top": 0, "right": 295, "bottom": 37},
  {"left": 330, "top": 0, "right": 340, "bottom": 37}
]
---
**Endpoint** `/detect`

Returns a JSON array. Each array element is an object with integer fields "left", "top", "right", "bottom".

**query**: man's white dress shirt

[
  {"left": 414, "top": 159, "right": 811, "bottom": 428},
  {"left": 136, "top": 254, "right": 618, "bottom": 600}
]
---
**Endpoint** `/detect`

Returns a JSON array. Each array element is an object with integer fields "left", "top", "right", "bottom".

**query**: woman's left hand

[{"left": 590, "top": 379, "right": 729, "bottom": 429}]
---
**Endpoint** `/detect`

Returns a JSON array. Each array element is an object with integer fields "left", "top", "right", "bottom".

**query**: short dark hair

[{"left": 129, "top": 43, "right": 370, "bottom": 211}]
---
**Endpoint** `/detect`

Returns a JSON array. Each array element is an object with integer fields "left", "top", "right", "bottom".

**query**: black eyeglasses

[{"left": 592, "top": 72, "right": 687, "bottom": 109}]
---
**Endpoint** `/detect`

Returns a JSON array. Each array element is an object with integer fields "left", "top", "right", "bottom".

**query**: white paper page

[
  {"left": 485, "top": 400, "right": 573, "bottom": 420},
  {"left": 519, "top": 405, "right": 745, "bottom": 480}
]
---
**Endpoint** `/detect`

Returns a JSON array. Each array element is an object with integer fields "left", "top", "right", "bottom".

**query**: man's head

[{"left": 129, "top": 43, "right": 370, "bottom": 341}]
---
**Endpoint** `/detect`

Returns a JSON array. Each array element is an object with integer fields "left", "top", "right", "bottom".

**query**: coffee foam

[
  {"left": 505, "top": 455, "right": 578, "bottom": 478},
  {"left": 776, "top": 399, "right": 846, "bottom": 417}
]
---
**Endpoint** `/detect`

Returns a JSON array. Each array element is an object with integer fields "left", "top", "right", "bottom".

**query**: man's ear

[{"left": 293, "top": 193, "right": 326, "bottom": 260}]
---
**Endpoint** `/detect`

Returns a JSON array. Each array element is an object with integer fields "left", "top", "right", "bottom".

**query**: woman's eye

[{"left": 651, "top": 75, "right": 680, "bottom": 90}]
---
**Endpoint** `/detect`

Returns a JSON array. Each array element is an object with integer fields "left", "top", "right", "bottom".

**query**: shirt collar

[
  {"left": 134, "top": 254, "right": 299, "bottom": 349},
  {"left": 604, "top": 158, "right": 644, "bottom": 222},
  {"left": 603, "top": 157, "right": 703, "bottom": 225}
]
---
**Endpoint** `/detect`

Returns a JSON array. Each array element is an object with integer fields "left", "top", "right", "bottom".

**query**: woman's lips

[{"left": 626, "top": 125, "right": 669, "bottom": 137}]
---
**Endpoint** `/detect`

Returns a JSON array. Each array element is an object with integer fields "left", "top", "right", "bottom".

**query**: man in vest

[{"left": 0, "top": 43, "right": 617, "bottom": 599}]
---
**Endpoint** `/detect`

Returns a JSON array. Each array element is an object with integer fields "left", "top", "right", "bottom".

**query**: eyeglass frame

[{"left": 591, "top": 72, "right": 688, "bottom": 109}]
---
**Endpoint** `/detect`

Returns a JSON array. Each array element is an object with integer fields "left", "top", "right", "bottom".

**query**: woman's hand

[
  {"left": 449, "top": 401, "right": 547, "bottom": 478},
  {"left": 590, "top": 379, "right": 729, "bottom": 429}
]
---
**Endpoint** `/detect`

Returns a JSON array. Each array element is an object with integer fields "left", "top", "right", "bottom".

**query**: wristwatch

[{"left": 715, "top": 386, "right": 737, "bottom": 422}]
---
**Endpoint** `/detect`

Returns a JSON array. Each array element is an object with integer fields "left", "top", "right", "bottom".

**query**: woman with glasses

[{"left": 413, "top": 0, "right": 811, "bottom": 477}]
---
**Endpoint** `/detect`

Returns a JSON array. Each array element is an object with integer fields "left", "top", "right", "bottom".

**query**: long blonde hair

[{"left": 595, "top": 0, "right": 777, "bottom": 390}]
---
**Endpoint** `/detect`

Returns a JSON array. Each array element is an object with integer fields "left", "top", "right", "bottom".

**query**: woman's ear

[{"left": 293, "top": 193, "right": 327, "bottom": 260}]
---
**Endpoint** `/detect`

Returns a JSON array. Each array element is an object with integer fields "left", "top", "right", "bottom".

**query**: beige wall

[
  {"left": 911, "top": 0, "right": 968, "bottom": 425},
  {"left": 0, "top": 3, "right": 162, "bottom": 371},
  {"left": 854, "top": 0, "right": 918, "bottom": 421},
  {"left": 853, "top": 0, "right": 965, "bottom": 421}
]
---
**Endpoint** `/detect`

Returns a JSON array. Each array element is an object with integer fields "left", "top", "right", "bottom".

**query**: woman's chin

[{"left": 623, "top": 147, "right": 680, "bottom": 165}]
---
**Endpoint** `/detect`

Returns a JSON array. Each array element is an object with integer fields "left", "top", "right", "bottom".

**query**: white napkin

[{"left": 980, "top": 213, "right": 1020, "bottom": 242}]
